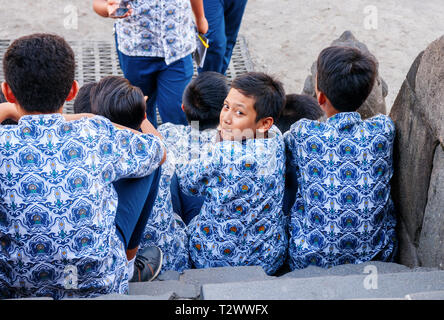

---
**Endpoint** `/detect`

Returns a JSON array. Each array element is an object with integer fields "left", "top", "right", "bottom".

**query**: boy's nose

[{"left": 222, "top": 112, "right": 232, "bottom": 125}]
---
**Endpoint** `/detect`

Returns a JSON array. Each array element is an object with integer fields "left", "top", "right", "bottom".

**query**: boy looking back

[
  {"left": 0, "top": 34, "right": 165, "bottom": 299},
  {"left": 284, "top": 46, "right": 397, "bottom": 269},
  {"left": 177, "top": 72, "right": 288, "bottom": 275}
]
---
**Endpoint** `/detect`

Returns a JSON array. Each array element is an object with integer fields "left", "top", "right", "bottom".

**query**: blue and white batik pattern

[
  {"left": 138, "top": 147, "right": 191, "bottom": 273},
  {"left": 115, "top": 0, "right": 197, "bottom": 65},
  {"left": 177, "top": 126, "right": 288, "bottom": 275},
  {"left": 0, "top": 114, "right": 163, "bottom": 299},
  {"left": 284, "top": 112, "right": 397, "bottom": 270},
  {"left": 139, "top": 124, "right": 217, "bottom": 273}
]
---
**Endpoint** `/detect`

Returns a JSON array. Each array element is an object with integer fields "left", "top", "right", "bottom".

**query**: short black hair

[
  {"left": 90, "top": 76, "right": 146, "bottom": 130},
  {"left": 316, "top": 46, "right": 377, "bottom": 112},
  {"left": 182, "top": 71, "right": 229, "bottom": 130},
  {"left": 275, "top": 94, "right": 324, "bottom": 133},
  {"left": 73, "top": 82, "right": 96, "bottom": 114},
  {"left": 3, "top": 33, "right": 76, "bottom": 113},
  {"left": 231, "top": 72, "right": 286, "bottom": 122}
]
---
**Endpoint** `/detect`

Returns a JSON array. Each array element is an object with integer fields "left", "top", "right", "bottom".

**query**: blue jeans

[
  {"left": 170, "top": 172, "right": 204, "bottom": 225},
  {"left": 114, "top": 168, "right": 161, "bottom": 250},
  {"left": 198, "top": 0, "right": 248, "bottom": 75},
  {"left": 115, "top": 37, "right": 192, "bottom": 127}
]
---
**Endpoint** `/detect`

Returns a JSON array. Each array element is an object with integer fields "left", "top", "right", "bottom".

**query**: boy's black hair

[
  {"left": 275, "top": 94, "right": 324, "bottom": 133},
  {"left": 73, "top": 82, "right": 96, "bottom": 114},
  {"left": 90, "top": 76, "right": 146, "bottom": 130},
  {"left": 182, "top": 71, "right": 229, "bottom": 131},
  {"left": 3, "top": 33, "right": 76, "bottom": 113},
  {"left": 231, "top": 72, "right": 286, "bottom": 122},
  {"left": 316, "top": 46, "right": 377, "bottom": 112}
]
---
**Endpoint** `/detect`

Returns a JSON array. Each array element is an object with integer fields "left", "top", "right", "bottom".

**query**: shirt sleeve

[{"left": 92, "top": 116, "right": 165, "bottom": 181}]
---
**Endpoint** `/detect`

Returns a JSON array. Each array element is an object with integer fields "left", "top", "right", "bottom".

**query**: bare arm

[
  {"left": 92, "top": 0, "right": 132, "bottom": 18},
  {"left": 190, "top": 0, "right": 208, "bottom": 34}
]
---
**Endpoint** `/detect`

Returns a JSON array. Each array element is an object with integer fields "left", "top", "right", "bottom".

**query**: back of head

[
  {"left": 182, "top": 71, "right": 229, "bottom": 130},
  {"left": 73, "top": 82, "right": 96, "bottom": 114},
  {"left": 90, "top": 76, "right": 146, "bottom": 130},
  {"left": 231, "top": 72, "right": 286, "bottom": 122},
  {"left": 276, "top": 94, "right": 324, "bottom": 133},
  {"left": 316, "top": 46, "right": 377, "bottom": 112},
  {"left": 3, "top": 33, "right": 75, "bottom": 113}
]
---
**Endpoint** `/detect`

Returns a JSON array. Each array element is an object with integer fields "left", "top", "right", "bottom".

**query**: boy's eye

[
  {"left": 223, "top": 104, "right": 229, "bottom": 110},
  {"left": 236, "top": 110, "right": 244, "bottom": 116}
]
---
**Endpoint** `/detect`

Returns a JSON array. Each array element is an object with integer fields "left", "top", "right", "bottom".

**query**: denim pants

[
  {"left": 114, "top": 168, "right": 161, "bottom": 250},
  {"left": 198, "top": 0, "right": 248, "bottom": 75},
  {"left": 115, "top": 37, "right": 192, "bottom": 127},
  {"left": 170, "top": 172, "right": 204, "bottom": 225}
]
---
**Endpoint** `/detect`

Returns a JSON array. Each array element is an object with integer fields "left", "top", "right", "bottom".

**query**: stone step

[
  {"left": 129, "top": 265, "right": 271, "bottom": 300},
  {"left": 200, "top": 270, "right": 444, "bottom": 300},
  {"left": 280, "top": 261, "right": 434, "bottom": 279},
  {"left": 405, "top": 290, "right": 444, "bottom": 300}
]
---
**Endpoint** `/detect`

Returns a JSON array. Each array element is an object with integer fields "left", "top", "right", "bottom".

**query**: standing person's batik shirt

[
  {"left": 114, "top": 0, "right": 197, "bottom": 65},
  {"left": 0, "top": 114, "right": 164, "bottom": 299},
  {"left": 176, "top": 126, "right": 288, "bottom": 275},
  {"left": 284, "top": 112, "right": 397, "bottom": 270}
]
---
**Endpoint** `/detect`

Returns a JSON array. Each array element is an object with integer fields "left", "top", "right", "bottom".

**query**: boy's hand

[
  {"left": 195, "top": 16, "right": 209, "bottom": 34},
  {"left": 107, "top": 0, "right": 133, "bottom": 19}
]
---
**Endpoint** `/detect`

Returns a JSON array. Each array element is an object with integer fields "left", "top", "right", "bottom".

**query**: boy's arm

[
  {"left": 190, "top": 0, "right": 208, "bottom": 34},
  {"left": 93, "top": 0, "right": 132, "bottom": 18}
]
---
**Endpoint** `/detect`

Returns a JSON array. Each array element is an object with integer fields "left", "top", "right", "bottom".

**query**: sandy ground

[{"left": 0, "top": 0, "right": 443, "bottom": 111}]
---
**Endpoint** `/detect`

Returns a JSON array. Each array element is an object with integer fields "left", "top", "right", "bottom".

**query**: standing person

[
  {"left": 198, "top": 0, "right": 248, "bottom": 75},
  {"left": 93, "top": 0, "right": 208, "bottom": 127}
]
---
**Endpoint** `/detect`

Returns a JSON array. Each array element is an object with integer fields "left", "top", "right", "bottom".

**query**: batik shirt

[
  {"left": 176, "top": 126, "right": 288, "bottom": 275},
  {"left": 284, "top": 112, "right": 397, "bottom": 270},
  {"left": 0, "top": 114, "right": 164, "bottom": 299},
  {"left": 139, "top": 123, "right": 217, "bottom": 273},
  {"left": 115, "top": 0, "right": 197, "bottom": 65}
]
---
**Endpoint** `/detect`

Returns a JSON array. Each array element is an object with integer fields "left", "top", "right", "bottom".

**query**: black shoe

[{"left": 130, "top": 246, "right": 163, "bottom": 282}]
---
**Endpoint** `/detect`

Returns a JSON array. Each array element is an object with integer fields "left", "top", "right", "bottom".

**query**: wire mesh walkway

[{"left": 0, "top": 36, "right": 254, "bottom": 116}]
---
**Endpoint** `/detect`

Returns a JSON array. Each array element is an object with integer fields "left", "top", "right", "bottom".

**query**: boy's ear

[
  {"left": 181, "top": 104, "right": 185, "bottom": 112},
  {"left": 257, "top": 116, "right": 274, "bottom": 133},
  {"left": 1, "top": 82, "right": 17, "bottom": 104},
  {"left": 65, "top": 80, "right": 80, "bottom": 102},
  {"left": 317, "top": 91, "right": 327, "bottom": 106}
]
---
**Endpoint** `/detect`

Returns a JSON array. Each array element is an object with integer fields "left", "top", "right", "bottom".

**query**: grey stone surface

[
  {"left": 281, "top": 261, "right": 412, "bottom": 279},
  {"left": 201, "top": 270, "right": 444, "bottom": 300},
  {"left": 302, "top": 30, "right": 387, "bottom": 119},
  {"left": 68, "top": 292, "right": 175, "bottom": 300},
  {"left": 405, "top": 290, "right": 444, "bottom": 300},
  {"left": 418, "top": 146, "right": 444, "bottom": 269},
  {"left": 129, "top": 280, "right": 199, "bottom": 299},
  {"left": 158, "top": 270, "right": 181, "bottom": 281},
  {"left": 389, "top": 35, "right": 444, "bottom": 269},
  {"left": 180, "top": 266, "right": 271, "bottom": 286},
  {"left": 127, "top": 266, "right": 272, "bottom": 300}
]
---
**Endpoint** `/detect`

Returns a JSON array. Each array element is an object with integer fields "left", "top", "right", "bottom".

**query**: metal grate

[{"left": 0, "top": 36, "right": 253, "bottom": 118}]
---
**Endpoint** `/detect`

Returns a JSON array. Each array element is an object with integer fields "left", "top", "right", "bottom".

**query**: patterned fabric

[
  {"left": 0, "top": 114, "right": 164, "bottom": 299},
  {"left": 139, "top": 123, "right": 217, "bottom": 273},
  {"left": 176, "top": 126, "right": 288, "bottom": 275},
  {"left": 284, "top": 112, "right": 397, "bottom": 270},
  {"left": 115, "top": 0, "right": 197, "bottom": 65}
]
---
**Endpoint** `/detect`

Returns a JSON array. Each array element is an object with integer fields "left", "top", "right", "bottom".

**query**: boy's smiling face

[{"left": 218, "top": 88, "right": 262, "bottom": 141}]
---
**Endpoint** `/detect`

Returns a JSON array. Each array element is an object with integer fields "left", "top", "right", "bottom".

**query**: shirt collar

[
  {"left": 18, "top": 113, "right": 65, "bottom": 126},
  {"left": 326, "top": 112, "right": 361, "bottom": 125}
]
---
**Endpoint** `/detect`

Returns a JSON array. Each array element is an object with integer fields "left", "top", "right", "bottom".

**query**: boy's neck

[{"left": 17, "top": 105, "right": 64, "bottom": 118}]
